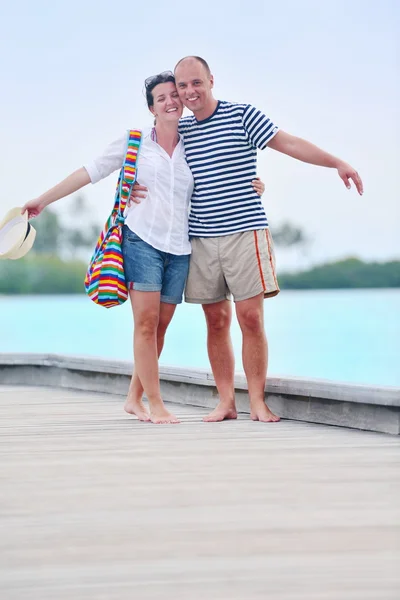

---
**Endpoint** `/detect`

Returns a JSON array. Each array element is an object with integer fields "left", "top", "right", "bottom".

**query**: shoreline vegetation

[
  {"left": 1, "top": 206, "right": 398, "bottom": 294},
  {"left": 1, "top": 256, "right": 398, "bottom": 294}
]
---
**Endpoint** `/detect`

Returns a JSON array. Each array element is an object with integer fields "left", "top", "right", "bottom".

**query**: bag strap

[
  {"left": 90, "top": 130, "right": 142, "bottom": 261},
  {"left": 117, "top": 129, "right": 142, "bottom": 218}
]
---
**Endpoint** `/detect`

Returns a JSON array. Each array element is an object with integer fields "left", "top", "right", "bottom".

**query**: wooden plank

[{"left": 0, "top": 386, "right": 399, "bottom": 600}]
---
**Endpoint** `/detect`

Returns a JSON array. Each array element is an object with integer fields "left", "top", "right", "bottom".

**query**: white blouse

[{"left": 84, "top": 128, "right": 193, "bottom": 255}]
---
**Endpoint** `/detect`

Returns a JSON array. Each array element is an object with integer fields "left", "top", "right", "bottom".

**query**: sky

[{"left": 0, "top": 0, "right": 399, "bottom": 270}]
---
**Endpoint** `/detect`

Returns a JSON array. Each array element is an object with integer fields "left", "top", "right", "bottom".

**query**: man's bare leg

[
  {"left": 124, "top": 301, "right": 176, "bottom": 419},
  {"left": 235, "top": 293, "right": 280, "bottom": 422},
  {"left": 126, "top": 291, "right": 179, "bottom": 424},
  {"left": 202, "top": 300, "right": 237, "bottom": 422}
]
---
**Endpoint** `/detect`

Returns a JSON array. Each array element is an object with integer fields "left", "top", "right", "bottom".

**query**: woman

[{"left": 22, "top": 71, "right": 265, "bottom": 424}]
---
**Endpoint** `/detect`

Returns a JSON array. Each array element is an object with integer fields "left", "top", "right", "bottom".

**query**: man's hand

[
  {"left": 337, "top": 162, "right": 363, "bottom": 195},
  {"left": 129, "top": 183, "right": 148, "bottom": 206},
  {"left": 268, "top": 131, "right": 364, "bottom": 195},
  {"left": 21, "top": 198, "right": 47, "bottom": 219}
]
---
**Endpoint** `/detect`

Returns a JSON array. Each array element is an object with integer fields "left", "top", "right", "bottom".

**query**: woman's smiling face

[{"left": 150, "top": 82, "right": 183, "bottom": 124}]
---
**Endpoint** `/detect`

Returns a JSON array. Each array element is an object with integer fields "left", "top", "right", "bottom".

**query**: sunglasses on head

[{"left": 144, "top": 71, "right": 174, "bottom": 89}]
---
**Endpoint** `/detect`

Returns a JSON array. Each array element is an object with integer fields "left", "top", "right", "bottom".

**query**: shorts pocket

[{"left": 123, "top": 228, "right": 142, "bottom": 244}]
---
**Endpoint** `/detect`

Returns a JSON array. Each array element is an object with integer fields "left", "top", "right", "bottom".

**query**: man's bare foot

[
  {"left": 203, "top": 403, "right": 238, "bottom": 422},
  {"left": 124, "top": 397, "right": 150, "bottom": 421},
  {"left": 250, "top": 402, "right": 280, "bottom": 423},
  {"left": 150, "top": 405, "right": 180, "bottom": 424}
]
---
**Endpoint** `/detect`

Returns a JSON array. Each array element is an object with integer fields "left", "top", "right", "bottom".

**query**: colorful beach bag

[{"left": 84, "top": 129, "right": 142, "bottom": 308}]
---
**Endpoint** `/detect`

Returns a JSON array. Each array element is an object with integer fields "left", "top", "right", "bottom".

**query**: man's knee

[
  {"left": 237, "top": 306, "right": 264, "bottom": 334},
  {"left": 203, "top": 304, "right": 231, "bottom": 333}
]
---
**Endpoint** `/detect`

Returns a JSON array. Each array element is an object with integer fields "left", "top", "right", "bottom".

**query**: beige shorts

[{"left": 185, "top": 229, "right": 280, "bottom": 304}]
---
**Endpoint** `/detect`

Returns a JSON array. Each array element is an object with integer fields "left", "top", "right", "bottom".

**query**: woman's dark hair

[{"left": 144, "top": 71, "right": 176, "bottom": 108}]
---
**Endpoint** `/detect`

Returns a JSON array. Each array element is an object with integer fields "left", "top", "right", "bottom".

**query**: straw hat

[{"left": 0, "top": 207, "right": 36, "bottom": 260}]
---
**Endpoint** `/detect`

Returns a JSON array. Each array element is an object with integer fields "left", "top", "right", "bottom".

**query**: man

[{"left": 135, "top": 56, "right": 363, "bottom": 423}]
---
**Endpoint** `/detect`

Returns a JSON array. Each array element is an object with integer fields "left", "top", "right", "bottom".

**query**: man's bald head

[
  {"left": 174, "top": 56, "right": 211, "bottom": 77},
  {"left": 174, "top": 56, "right": 217, "bottom": 120}
]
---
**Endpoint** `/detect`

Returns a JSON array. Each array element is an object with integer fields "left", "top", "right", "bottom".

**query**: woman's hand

[
  {"left": 252, "top": 177, "right": 265, "bottom": 197},
  {"left": 21, "top": 168, "right": 91, "bottom": 218},
  {"left": 21, "top": 198, "right": 47, "bottom": 219}
]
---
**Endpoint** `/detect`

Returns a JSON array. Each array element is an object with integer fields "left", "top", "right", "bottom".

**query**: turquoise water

[{"left": 1, "top": 289, "right": 399, "bottom": 387}]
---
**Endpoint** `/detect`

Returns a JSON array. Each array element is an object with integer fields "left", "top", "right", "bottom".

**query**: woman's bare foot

[
  {"left": 124, "top": 396, "right": 150, "bottom": 421},
  {"left": 203, "top": 403, "right": 238, "bottom": 422},
  {"left": 150, "top": 405, "right": 180, "bottom": 424},
  {"left": 250, "top": 401, "right": 280, "bottom": 423}
]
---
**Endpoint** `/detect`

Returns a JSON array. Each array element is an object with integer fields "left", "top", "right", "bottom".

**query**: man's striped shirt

[{"left": 178, "top": 100, "right": 278, "bottom": 237}]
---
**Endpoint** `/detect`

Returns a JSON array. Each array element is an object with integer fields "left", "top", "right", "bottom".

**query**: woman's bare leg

[
  {"left": 125, "top": 291, "right": 178, "bottom": 424},
  {"left": 125, "top": 302, "right": 177, "bottom": 418}
]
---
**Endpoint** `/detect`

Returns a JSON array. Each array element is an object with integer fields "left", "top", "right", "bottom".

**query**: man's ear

[{"left": 209, "top": 74, "right": 214, "bottom": 89}]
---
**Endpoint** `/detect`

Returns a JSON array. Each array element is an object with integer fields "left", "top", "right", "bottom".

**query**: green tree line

[
  {"left": 0, "top": 255, "right": 87, "bottom": 294},
  {"left": 1, "top": 255, "right": 399, "bottom": 295},
  {"left": 1, "top": 203, "right": 398, "bottom": 293},
  {"left": 279, "top": 258, "right": 400, "bottom": 289}
]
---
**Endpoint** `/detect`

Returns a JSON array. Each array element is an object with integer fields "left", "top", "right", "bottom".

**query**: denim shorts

[{"left": 122, "top": 226, "right": 190, "bottom": 304}]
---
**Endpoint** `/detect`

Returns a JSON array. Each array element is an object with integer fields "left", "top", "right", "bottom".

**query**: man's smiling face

[{"left": 174, "top": 58, "right": 215, "bottom": 117}]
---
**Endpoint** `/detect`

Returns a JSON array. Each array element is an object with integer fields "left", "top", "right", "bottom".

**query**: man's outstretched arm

[{"left": 268, "top": 130, "right": 363, "bottom": 195}]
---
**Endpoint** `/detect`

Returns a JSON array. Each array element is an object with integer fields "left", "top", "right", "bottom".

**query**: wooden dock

[{"left": 1, "top": 385, "right": 399, "bottom": 599}]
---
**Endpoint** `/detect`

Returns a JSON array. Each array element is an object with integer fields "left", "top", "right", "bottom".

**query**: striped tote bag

[{"left": 84, "top": 129, "right": 142, "bottom": 308}]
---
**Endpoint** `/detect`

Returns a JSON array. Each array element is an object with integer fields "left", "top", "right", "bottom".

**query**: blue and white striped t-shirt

[{"left": 178, "top": 100, "right": 279, "bottom": 237}]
